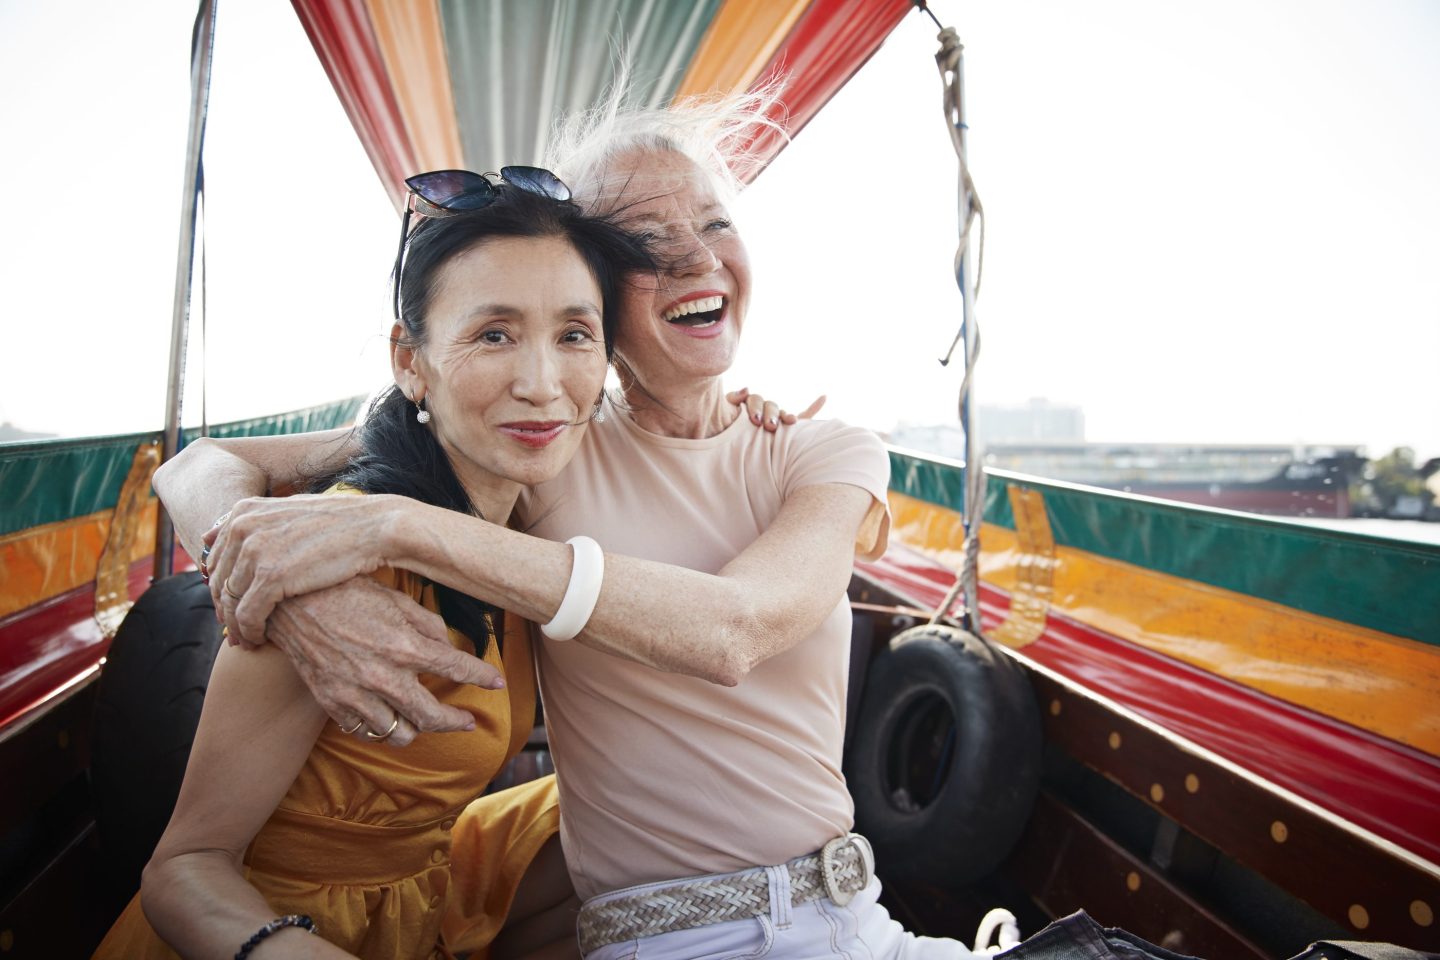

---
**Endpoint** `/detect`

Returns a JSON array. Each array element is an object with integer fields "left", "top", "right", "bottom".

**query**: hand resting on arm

[{"left": 154, "top": 431, "right": 505, "bottom": 746}]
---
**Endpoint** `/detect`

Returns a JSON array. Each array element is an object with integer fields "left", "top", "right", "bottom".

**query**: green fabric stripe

[
  {"left": 440, "top": 0, "right": 724, "bottom": 172},
  {"left": 888, "top": 449, "right": 1440, "bottom": 646},
  {"left": 0, "top": 398, "right": 364, "bottom": 538}
]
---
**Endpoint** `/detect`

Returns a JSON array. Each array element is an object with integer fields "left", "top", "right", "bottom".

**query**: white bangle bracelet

[{"left": 541, "top": 536, "right": 605, "bottom": 641}]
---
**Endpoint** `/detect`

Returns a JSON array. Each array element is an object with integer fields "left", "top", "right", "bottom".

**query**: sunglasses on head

[{"left": 392, "top": 166, "right": 573, "bottom": 319}]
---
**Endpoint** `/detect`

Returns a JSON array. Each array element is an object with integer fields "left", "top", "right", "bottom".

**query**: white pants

[{"left": 582, "top": 874, "right": 976, "bottom": 960}]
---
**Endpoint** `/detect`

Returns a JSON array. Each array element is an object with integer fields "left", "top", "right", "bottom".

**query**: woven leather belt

[{"left": 576, "top": 835, "right": 875, "bottom": 955}]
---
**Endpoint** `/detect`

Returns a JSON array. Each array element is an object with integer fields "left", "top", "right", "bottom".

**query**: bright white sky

[{"left": 1, "top": 1, "right": 1436, "bottom": 461}]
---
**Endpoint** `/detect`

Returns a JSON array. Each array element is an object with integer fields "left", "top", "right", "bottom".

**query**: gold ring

[
  {"left": 338, "top": 718, "right": 365, "bottom": 735},
  {"left": 365, "top": 717, "right": 401, "bottom": 741},
  {"left": 223, "top": 577, "right": 243, "bottom": 601}
]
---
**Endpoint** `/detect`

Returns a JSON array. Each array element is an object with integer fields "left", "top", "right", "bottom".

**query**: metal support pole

[{"left": 154, "top": 0, "right": 218, "bottom": 580}]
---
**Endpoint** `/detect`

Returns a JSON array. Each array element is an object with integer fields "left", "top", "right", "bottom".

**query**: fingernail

[
  {"left": 752, "top": 413, "right": 761, "bottom": 424},
  {"left": 768, "top": 417, "right": 778, "bottom": 427},
  {"left": 491, "top": 678, "right": 506, "bottom": 690}
]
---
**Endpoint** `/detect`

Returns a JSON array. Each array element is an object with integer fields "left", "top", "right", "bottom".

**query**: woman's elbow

[
  {"left": 151, "top": 443, "right": 190, "bottom": 502},
  {"left": 152, "top": 436, "right": 219, "bottom": 502},
  {"left": 139, "top": 851, "right": 181, "bottom": 927},
  {"left": 705, "top": 607, "right": 775, "bottom": 686}
]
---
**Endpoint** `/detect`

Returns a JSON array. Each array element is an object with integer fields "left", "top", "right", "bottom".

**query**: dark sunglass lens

[
  {"left": 501, "top": 166, "right": 572, "bottom": 201},
  {"left": 406, "top": 170, "right": 494, "bottom": 209}
]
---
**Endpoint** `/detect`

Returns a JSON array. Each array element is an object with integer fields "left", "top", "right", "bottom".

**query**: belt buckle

[{"left": 820, "top": 834, "right": 874, "bottom": 907}]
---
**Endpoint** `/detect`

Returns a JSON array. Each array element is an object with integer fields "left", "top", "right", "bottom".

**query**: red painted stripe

[
  {"left": 740, "top": 0, "right": 913, "bottom": 177},
  {"left": 858, "top": 545, "right": 1440, "bottom": 864},
  {"left": 291, "top": 0, "right": 416, "bottom": 208},
  {"left": 0, "top": 554, "right": 192, "bottom": 733}
]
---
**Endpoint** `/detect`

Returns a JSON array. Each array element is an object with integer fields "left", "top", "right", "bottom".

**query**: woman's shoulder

[
  {"left": 773, "top": 415, "right": 887, "bottom": 460},
  {"left": 768, "top": 416, "right": 890, "bottom": 497}
]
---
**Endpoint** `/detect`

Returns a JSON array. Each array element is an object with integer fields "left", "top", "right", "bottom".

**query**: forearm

[
  {"left": 154, "top": 439, "right": 270, "bottom": 561},
  {"left": 154, "top": 430, "right": 356, "bottom": 561},
  {"left": 143, "top": 852, "right": 352, "bottom": 959},
  {"left": 395, "top": 493, "right": 860, "bottom": 685}
]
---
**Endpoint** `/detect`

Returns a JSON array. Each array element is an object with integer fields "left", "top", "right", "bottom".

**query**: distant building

[
  {"left": 890, "top": 413, "right": 1364, "bottom": 518},
  {"left": 891, "top": 398, "right": 1084, "bottom": 462},
  {"left": 980, "top": 398, "right": 1085, "bottom": 444}
]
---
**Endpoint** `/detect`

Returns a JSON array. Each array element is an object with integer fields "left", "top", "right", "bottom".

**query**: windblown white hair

[{"left": 545, "top": 78, "right": 789, "bottom": 210}]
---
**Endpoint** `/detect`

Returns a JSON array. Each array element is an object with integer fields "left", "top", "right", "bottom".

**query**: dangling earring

[
  {"left": 414, "top": 394, "right": 431, "bottom": 424},
  {"left": 591, "top": 396, "right": 606, "bottom": 423}
]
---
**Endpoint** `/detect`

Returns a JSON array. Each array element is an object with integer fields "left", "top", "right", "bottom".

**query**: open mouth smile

[{"left": 662, "top": 293, "right": 727, "bottom": 332}]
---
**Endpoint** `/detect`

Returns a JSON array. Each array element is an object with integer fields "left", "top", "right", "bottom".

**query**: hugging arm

[
  {"left": 213, "top": 480, "right": 879, "bottom": 687},
  {"left": 153, "top": 431, "right": 505, "bottom": 741},
  {"left": 153, "top": 429, "right": 357, "bottom": 562},
  {"left": 140, "top": 642, "right": 355, "bottom": 959}
]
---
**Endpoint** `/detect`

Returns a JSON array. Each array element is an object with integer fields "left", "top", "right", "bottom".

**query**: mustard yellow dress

[{"left": 92, "top": 570, "right": 560, "bottom": 960}]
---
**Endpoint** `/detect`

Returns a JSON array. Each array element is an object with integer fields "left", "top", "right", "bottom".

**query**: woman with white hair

[{"left": 164, "top": 93, "right": 980, "bottom": 960}]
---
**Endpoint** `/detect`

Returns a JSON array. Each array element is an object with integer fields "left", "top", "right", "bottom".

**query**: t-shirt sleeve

[{"left": 782, "top": 420, "right": 891, "bottom": 561}]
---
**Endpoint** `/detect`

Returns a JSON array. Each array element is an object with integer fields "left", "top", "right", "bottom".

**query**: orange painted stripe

[
  {"left": 364, "top": 0, "right": 465, "bottom": 173},
  {"left": 0, "top": 501, "right": 158, "bottom": 621},
  {"left": 888, "top": 492, "right": 1440, "bottom": 756},
  {"left": 674, "top": 0, "right": 811, "bottom": 99}
]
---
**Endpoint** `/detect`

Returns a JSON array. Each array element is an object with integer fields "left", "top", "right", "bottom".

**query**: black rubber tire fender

[
  {"left": 90, "top": 572, "right": 224, "bottom": 898},
  {"left": 845, "top": 624, "right": 1042, "bottom": 886}
]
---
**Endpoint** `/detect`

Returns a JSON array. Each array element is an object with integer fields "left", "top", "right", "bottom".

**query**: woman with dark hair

[
  {"left": 93, "top": 173, "right": 654, "bottom": 960},
  {"left": 156, "top": 92, "right": 998, "bottom": 960}
]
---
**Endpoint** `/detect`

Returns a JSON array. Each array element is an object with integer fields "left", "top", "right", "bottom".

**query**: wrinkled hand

[
  {"left": 266, "top": 578, "right": 505, "bottom": 746},
  {"left": 205, "top": 493, "right": 405, "bottom": 646},
  {"left": 726, "top": 388, "right": 826, "bottom": 433}
]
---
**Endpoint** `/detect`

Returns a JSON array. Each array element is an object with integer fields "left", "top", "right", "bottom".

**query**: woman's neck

[
  {"left": 453, "top": 469, "right": 521, "bottom": 526},
  {"left": 619, "top": 377, "right": 736, "bottom": 439}
]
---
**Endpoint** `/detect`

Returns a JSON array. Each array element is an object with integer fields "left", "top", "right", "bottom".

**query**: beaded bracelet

[{"left": 235, "top": 914, "right": 317, "bottom": 960}]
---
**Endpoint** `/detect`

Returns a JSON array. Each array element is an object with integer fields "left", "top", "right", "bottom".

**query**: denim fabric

[
  {"left": 992, "top": 911, "right": 1200, "bottom": 960},
  {"left": 582, "top": 876, "right": 978, "bottom": 960}
]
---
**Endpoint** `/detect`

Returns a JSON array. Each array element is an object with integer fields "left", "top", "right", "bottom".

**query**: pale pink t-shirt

[{"left": 518, "top": 397, "right": 890, "bottom": 900}]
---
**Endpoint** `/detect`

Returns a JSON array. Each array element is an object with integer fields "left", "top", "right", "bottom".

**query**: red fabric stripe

[
  {"left": 859, "top": 544, "right": 1440, "bottom": 865},
  {"left": 291, "top": 0, "right": 417, "bottom": 208},
  {"left": 740, "top": 0, "right": 914, "bottom": 177}
]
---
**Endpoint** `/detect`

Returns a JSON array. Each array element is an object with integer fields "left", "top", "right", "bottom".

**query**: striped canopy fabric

[{"left": 291, "top": 0, "right": 915, "bottom": 208}]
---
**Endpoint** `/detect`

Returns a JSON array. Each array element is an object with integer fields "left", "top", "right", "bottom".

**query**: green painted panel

[
  {"left": 0, "top": 398, "right": 364, "bottom": 539},
  {"left": 887, "top": 448, "right": 1440, "bottom": 646},
  {"left": 440, "top": 0, "right": 725, "bottom": 172},
  {"left": 887, "top": 449, "right": 1014, "bottom": 530},
  {"left": 0, "top": 432, "right": 145, "bottom": 540}
]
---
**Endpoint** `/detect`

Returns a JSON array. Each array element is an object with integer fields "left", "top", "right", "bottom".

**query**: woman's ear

[{"left": 390, "top": 322, "right": 425, "bottom": 401}]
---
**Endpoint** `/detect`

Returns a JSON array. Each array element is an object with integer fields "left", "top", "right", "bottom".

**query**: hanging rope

[{"left": 921, "top": 10, "right": 986, "bottom": 633}]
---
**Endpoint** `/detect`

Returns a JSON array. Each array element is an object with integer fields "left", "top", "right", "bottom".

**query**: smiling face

[
  {"left": 594, "top": 149, "right": 752, "bottom": 395},
  {"left": 393, "top": 234, "right": 608, "bottom": 516}
]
